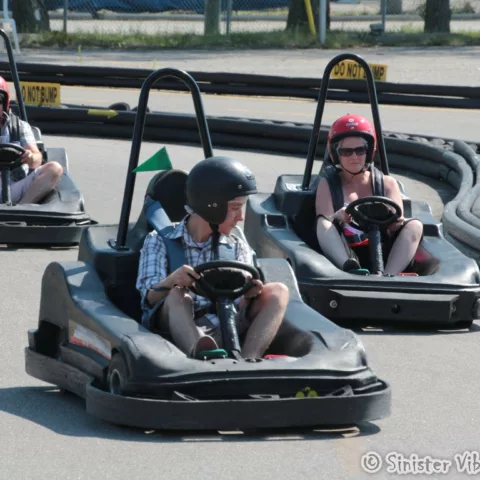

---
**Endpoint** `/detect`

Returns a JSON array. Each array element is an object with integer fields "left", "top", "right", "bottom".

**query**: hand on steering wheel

[
  {"left": 345, "top": 196, "right": 402, "bottom": 231},
  {"left": 189, "top": 260, "right": 261, "bottom": 300},
  {"left": 0, "top": 143, "right": 25, "bottom": 170}
]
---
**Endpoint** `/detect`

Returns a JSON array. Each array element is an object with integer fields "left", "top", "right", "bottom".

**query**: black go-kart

[
  {"left": 244, "top": 53, "right": 480, "bottom": 329},
  {"left": 25, "top": 68, "right": 391, "bottom": 431},
  {"left": 0, "top": 29, "right": 95, "bottom": 246}
]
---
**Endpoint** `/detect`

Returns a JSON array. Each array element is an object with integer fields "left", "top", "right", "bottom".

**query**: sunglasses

[{"left": 337, "top": 146, "right": 368, "bottom": 157}]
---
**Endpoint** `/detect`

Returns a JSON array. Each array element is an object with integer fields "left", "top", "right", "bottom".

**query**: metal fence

[{"left": 31, "top": 0, "right": 480, "bottom": 35}]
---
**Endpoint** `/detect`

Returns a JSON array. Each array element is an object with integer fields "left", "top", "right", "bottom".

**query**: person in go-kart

[
  {"left": 315, "top": 114, "right": 423, "bottom": 276},
  {"left": 136, "top": 157, "right": 288, "bottom": 359},
  {"left": 0, "top": 76, "right": 63, "bottom": 204}
]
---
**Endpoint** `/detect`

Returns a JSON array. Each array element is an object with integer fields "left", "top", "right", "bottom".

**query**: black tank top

[{"left": 323, "top": 164, "right": 385, "bottom": 213}]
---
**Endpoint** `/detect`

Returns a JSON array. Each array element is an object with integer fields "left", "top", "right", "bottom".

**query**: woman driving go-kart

[{"left": 315, "top": 114, "right": 423, "bottom": 276}]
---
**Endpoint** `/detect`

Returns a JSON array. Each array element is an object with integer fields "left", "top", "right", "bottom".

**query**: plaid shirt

[{"left": 136, "top": 215, "right": 254, "bottom": 326}]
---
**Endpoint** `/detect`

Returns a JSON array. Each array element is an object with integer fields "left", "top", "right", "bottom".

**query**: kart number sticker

[
  {"left": 20, "top": 81, "right": 61, "bottom": 107},
  {"left": 331, "top": 60, "right": 388, "bottom": 82},
  {"left": 69, "top": 321, "right": 111, "bottom": 359}
]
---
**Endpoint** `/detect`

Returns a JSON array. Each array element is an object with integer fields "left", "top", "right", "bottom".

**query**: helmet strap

[{"left": 210, "top": 224, "right": 220, "bottom": 261}]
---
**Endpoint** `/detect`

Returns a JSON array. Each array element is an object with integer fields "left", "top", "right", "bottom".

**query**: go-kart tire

[
  {"left": 107, "top": 353, "right": 128, "bottom": 395},
  {"left": 108, "top": 102, "right": 131, "bottom": 111},
  {"left": 454, "top": 320, "right": 474, "bottom": 330},
  {"left": 133, "top": 106, "right": 150, "bottom": 113}
]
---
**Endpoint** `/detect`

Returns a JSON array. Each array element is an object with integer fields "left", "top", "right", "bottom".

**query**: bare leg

[
  {"left": 385, "top": 220, "right": 423, "bottom": 275},
  {"left": 316, "top": 217, "right": 351, "bottom": 269},
  {"left": 242, "top": 282, "right": 288, "bottom": 358},
  {"left": 18, "top": 162, "right": 63, "bottom": 204},
  {"left": 156, "top": 287, "right": 216, "bottom": 356}
]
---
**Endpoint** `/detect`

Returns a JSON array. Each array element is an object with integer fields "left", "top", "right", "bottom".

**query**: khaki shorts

[
  {"left": 0, "top": 167, "right": 42, "bottom": 204},
  {"left": 149, "top": 298, "right": 251, "bottom": 348},
  {"left": 196, "top": 309, "right": 251, "bottom": 347}
]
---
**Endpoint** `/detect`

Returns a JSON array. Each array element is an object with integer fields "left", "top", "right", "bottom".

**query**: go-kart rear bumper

[
  {"left": 25, "top": 347, "right": 392, "bottom": 430},
  {"left": 301, "top": 281, "right": 480, "bottom": 326},
  {"left": 0, "top": 219, "right": 97, "bottom": 245}
]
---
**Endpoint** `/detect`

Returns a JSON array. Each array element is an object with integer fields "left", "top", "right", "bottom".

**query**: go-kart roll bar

[
  {"left": 301, "top": 53, "right": 389, "bottom": 190},
  {"left": 114, "top": 68, "right": 214, "bottom": 249},
  {"left": 0, "top": 29, "right": 27, "bottom": 122}
]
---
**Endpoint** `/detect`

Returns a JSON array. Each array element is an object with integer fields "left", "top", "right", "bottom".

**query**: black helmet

[{"left": 186, "top": 156, "right": 257, "bottom": 225}]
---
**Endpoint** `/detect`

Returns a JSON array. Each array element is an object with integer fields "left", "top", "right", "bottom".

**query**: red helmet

[
  {"left": 327, "top": 114, "right": 377, "bottom": 167},
  {"left": 0, "top": 76, "right": 10, "bottom": 111}
]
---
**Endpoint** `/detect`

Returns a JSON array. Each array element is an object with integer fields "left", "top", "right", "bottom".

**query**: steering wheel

[
  {"left": 0, "top": 143, "right": 25, "bottom": 170},
  {"left": 345, "top": 196, "right": 402, "bottom": 230},
  {"left": 190, "top": 260, "right": 260, "bottom": 300}
]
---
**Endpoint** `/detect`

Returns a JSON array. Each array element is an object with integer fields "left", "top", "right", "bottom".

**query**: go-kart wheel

[
  {"left": 107, "top": 353, "right": 128, "bottom": 395},
  {"left": 108, "top": 102, "right": 131, "bottom": 111},
  {"left": 345, "top": 196, "right": 402, "bottom": 230},
  {"left": 133, "top": 106, "right": 151, "bottom": 113}
]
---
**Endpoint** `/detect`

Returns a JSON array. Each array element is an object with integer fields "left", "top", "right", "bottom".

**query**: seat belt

[{"left": 144, "top": 195, "right": 236, "bottom": 275}]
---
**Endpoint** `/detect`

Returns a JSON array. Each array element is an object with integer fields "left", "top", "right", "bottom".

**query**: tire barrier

[
  {"left": 4, "top": 62, "right": 480, "bottom": 110},
  {"left": 23, "top": 103, "right": 480, "bottom": 255}
]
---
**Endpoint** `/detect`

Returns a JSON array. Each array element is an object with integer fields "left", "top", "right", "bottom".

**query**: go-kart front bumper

[{"left": 25, "top": 347, "right": 392, "bottom": 430}]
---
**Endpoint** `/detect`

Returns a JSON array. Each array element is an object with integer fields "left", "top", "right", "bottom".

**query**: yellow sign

[
  {"left": 20, "top": 81, "right": 61, "bottom": 107},
  {"left": 331, "top": 60, "right": 388, "bottom": 82}
]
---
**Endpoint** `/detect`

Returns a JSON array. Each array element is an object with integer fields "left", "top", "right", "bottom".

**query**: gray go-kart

[
  {"left": 0, "top": 29, "right": 95, "bottom": 246},
  {"left": 25, "top": 67, "right": 391, "bottom": 430},
  {"left": 244, "top": 53, "right": 480, "bottom": 329}
]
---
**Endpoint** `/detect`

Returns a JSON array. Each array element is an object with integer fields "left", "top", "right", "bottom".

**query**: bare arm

[
  {"left": 384, "top": 175, "right": 405, "bottom": 232},
  {"left": 146, "top": 265, "right": 200, "bottom": 307},
  {"left": 315, "top": 177, "right": 335, "bottom": 219},
  {"left": 315, "top": 177, "right": 350, "bottom": 225},
  {"left": 20, "top": 142, "right": 43, "bottom": 169}
]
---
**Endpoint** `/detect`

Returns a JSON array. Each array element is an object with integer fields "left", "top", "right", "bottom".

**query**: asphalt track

[{"left": 2, "top": 90, "right": 480, "bottom": 478}]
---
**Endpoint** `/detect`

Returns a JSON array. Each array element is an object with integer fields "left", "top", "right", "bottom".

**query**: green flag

[{"left": 133, "top": 147, "right": 172, "bottom": 173}]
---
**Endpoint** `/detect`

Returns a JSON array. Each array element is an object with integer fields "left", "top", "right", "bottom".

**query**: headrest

[{"left": 145, "top": 169, "right": 188, "bottom": 223}]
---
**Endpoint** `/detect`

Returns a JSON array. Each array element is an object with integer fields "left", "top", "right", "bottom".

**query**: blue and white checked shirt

[{"left": 136, "top": 215, "right": 254, "bottom": 327}]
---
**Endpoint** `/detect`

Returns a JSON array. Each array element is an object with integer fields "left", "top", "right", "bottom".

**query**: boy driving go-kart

[
  {"left": 136, "top": 156, "right": 289, "bottom": 359},
  {"left": 315, "top": 114, "right": 424, "bottom": 276}
]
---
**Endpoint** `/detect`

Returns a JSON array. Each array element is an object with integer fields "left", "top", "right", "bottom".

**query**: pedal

[
  {"left": 197, "top": 348, "right": 228, "bottom": 360},
  {"left": 348, "top": 268, "right": 370, "bottom": 276}
]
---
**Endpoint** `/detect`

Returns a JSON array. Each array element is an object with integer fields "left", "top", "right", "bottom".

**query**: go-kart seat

[
  {"left": 31, "top": 126, "right": 46, "bottom": 156},
  {"left": 278, "top": 159, "right": 437, "bottom": 276},
  {"left": 101, "top": 170, "right": 189, "bottom": 322},
  {"left": 291, "top": 152, "right": 409, "bottom": 251},
  {"left": 128, "top": 169, "right": 188, "bottom": 252}
]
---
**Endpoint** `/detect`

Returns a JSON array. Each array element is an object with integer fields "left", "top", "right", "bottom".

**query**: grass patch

[{"left": 20, "top": 28, "right": 480, "bottom": 50}]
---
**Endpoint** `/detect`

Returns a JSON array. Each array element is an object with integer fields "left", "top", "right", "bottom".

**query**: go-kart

[
  {"left": 0, "top": 29, "right": 95, "bottom": 245},
  {"left": 25, "top": 68, "right": 390, "bottom": 430},
  {"left": 244, "top": 53, "right": 480, "bottom": 329}
]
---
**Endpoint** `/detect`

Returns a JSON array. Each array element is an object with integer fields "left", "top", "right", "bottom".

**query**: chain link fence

[
  {"left": 334, "top": 0, "right": 480, "bottom": 33},
  {"left": 45, "top": 0, "right": 288, "bottom": 35},
  {"left": 18, "top": 0, "right": 480, "bottom": 35}
]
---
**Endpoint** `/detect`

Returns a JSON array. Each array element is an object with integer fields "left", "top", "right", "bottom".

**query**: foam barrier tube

[
  {"left": 6, "top": 61, "right": 480, "bottom": 98},
  {"left": 450, "top": 142, "right": 480, "bottom": 234},
  {"left": 5, "top": 62, "right": 480, "bottom": 109}
]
